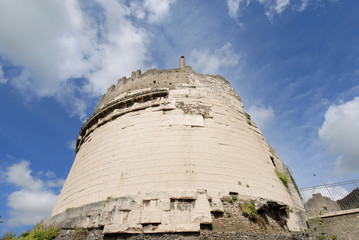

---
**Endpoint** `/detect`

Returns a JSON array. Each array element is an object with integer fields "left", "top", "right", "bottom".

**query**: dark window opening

[{"left": 270, "top": 157, "right": 276, "bottom": 168}]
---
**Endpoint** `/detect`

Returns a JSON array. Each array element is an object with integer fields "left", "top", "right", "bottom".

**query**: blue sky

[{"left": 0, "top": 0, "right": 358, "bottom": 235}]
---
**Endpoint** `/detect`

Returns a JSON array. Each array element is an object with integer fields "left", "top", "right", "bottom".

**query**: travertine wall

[{"left": 51, "top": 64, "right": 306, "bottom": 232}]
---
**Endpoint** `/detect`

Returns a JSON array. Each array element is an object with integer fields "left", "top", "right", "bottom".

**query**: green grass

[
  {"left": 103, "top": 196, "right": 112, "bottom": 207},
  {"left": 227, "top": 195, "right": 238, "bottom": 204},
  {"left": 2, "top": 224, "right": 60, "bottom": 240},
  {"left": 74, "top": 228, "right": 88, "bottom": 240},
  {"left": 275, "top": 171, "right": 288, "bottom": 187},
  {"left": 240, "top": 200, "right": 257, "bottom": 219}
]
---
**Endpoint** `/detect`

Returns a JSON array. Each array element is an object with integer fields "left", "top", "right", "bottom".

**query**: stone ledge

[{"left": 308, "top": 207, "right": 359, "bottom": 219}]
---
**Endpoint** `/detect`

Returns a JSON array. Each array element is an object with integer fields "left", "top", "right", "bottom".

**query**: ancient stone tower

[{"left": 47, "top": 57, "right": 306, "bottom": 236}]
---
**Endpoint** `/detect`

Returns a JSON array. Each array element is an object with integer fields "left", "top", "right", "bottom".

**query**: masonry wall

[
  {"left": 307, "top": 211, "right": 359, "bottom": 240},
  {"left": 51, "top": 67, "right": 306, "bottom": 233}
]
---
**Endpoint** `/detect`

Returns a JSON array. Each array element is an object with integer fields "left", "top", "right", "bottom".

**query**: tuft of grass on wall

[
  {"left": 227, "top": 195, "right": 238, "bottom": 204},
  {"left": 275, "top": 171, "right": 288, "bottom": 187},
  {"left": 240, "top": 200, "right": 258, "bottom": 219}
]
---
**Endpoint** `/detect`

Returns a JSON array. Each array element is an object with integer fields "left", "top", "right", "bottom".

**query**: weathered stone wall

[
  {"left": 55, "top": 230, "right": 310, "bottom": 240},
  {"left": 304, "top": 193, "right": 342, "bottom": 216},
  {"left": 47, "top": 194, "right": 302, "bottom": 235},
  {"left": 307, "top": 210, "right": 359, "bottom": 240},
  {"left": 50, "top": 64, "right": 306, "bottom": 234}
]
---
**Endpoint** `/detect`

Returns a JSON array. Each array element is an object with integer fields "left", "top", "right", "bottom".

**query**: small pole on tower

[{"left": 180, "top": 56, "right": 185, "bottom": 69}]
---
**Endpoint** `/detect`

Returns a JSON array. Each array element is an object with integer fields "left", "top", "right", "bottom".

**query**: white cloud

[
  {"left": 7, "top": 190, "right": 58, "bottom": 227},
  {"left": 227, "top": 0, "right": 330, "bottom": 22},
  {"left": 144, "top": 0, "right": 175, "bottom": 24},
  {"left": 263, "top": 0, "right": 291, "bottom": 21},
  {"left": 247, "top": 104, "right": 275, "bottom": 130},
  {"left": 5, "top": 160, "right": 64, "bottom": 227},
  {"left": 0, "top": 65, "right": 8, "bottom": 84},
  {"left": 46, "top": 179, "right": 66, "bottom": 188},
  {"left": 6, "top": 161, "right": 43, "bottom": 191},
  {"left": 318, "top": 97, "right": 359, "bottom": 174},
  {"left": 0, "top": 0, "right": 174, "bottom": 119},
  {"left": 227, "top": 0, "right": 290, "bottom": 21},
  {"left": 189, "top": 43, "right": 240, "bottom": 75},
  {"left": 274, "top": 0, "right": 290, "bottom": 14},
  {"left": 45, "top": 170, "right": 56, "bottom": 178},
  {"left": 299, "top": 0, "right": 310, "bottom": 11},
  {"left": 129, "top": 0, "right": 175, "bottom": 24},
  {"left": 67, "top": 139, "right": 77, "bottom": 151},
  {"left": 227, "top": 0, "right": 243, "bottom": 20}
]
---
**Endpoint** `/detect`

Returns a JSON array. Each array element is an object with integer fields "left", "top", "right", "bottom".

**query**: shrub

[
  {"left": 18, "top": 224, "right": 59, "bottom": 240},
  {"left": 2, "top": 233, "right": 16, "bottom": 240},
  {"left": 240, "top": 200, "right": 257, "bottom": 218}
]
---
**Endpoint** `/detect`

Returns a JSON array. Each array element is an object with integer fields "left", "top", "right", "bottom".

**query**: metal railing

[{"left": 299, "top": 179, "right": 359, "bottom": 210}]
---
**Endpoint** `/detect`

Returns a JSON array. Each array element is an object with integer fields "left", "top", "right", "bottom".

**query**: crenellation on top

[
  {"left": 95, "top": 66, "right": 197, "bottom": 113},
  {"left": 95, "top": 65, "right": 238, "bottom": 115}
]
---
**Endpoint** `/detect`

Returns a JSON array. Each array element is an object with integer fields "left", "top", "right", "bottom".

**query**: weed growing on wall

[
  {"left": 103, "top": 196, "right": 112, "bottom": 207},
  {"left": 227, "top": 195, "right": 238, "bottom": 204},
  {"left": 275, "top": 171, "right": 288, "bottom": 187},
  {"left": 74, "top": 228, "right": 88, "bottom": 240},
  {"left": 240, "top": 200, "right": 258, "bottom": 219}
]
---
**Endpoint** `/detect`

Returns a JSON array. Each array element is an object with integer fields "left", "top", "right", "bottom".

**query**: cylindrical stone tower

[{"left": 48, "top": 58, "right": 306, "bottom": 235}]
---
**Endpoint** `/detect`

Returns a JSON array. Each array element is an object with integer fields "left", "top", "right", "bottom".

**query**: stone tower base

[
  {"left": 46, "top": 190, "right": 307, "bottom": 239},
  {"left": 54, "top": 230, "right": 310, "bottom": 240}
]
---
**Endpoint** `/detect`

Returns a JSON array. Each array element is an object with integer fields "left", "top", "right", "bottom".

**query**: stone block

[{"left": 211, "top": 198, "right": 224, "bottom": 213}]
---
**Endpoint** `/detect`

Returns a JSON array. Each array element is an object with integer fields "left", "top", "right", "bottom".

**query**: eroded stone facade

[{"left": 48, "top": 59, "right": 307, "bottom": 235}]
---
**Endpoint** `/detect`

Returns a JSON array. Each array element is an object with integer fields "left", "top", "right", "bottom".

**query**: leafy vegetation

[
  {"left": 1, "top": 233, "right": 16, "bottom": 240},
  {"left": 275, "top": 171, "right": 288, "bottom": 187},
  {"left": 227, "top": 195, "right": 238, "bottom": 204},
  {"left": 318, "top": 234, "right": 326, "bottom": 240},
  {"left": 73, "top": 228, "right": 88, "bottom": 240},
  {"left": 103, "top": 196, "right": 112, "bottom": 207},
  {"left": 1, "top": 224, "right": 59, "bottom": 240},
  {"left": 240, "top": 200, "right": 258, "bottom": 220}
]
